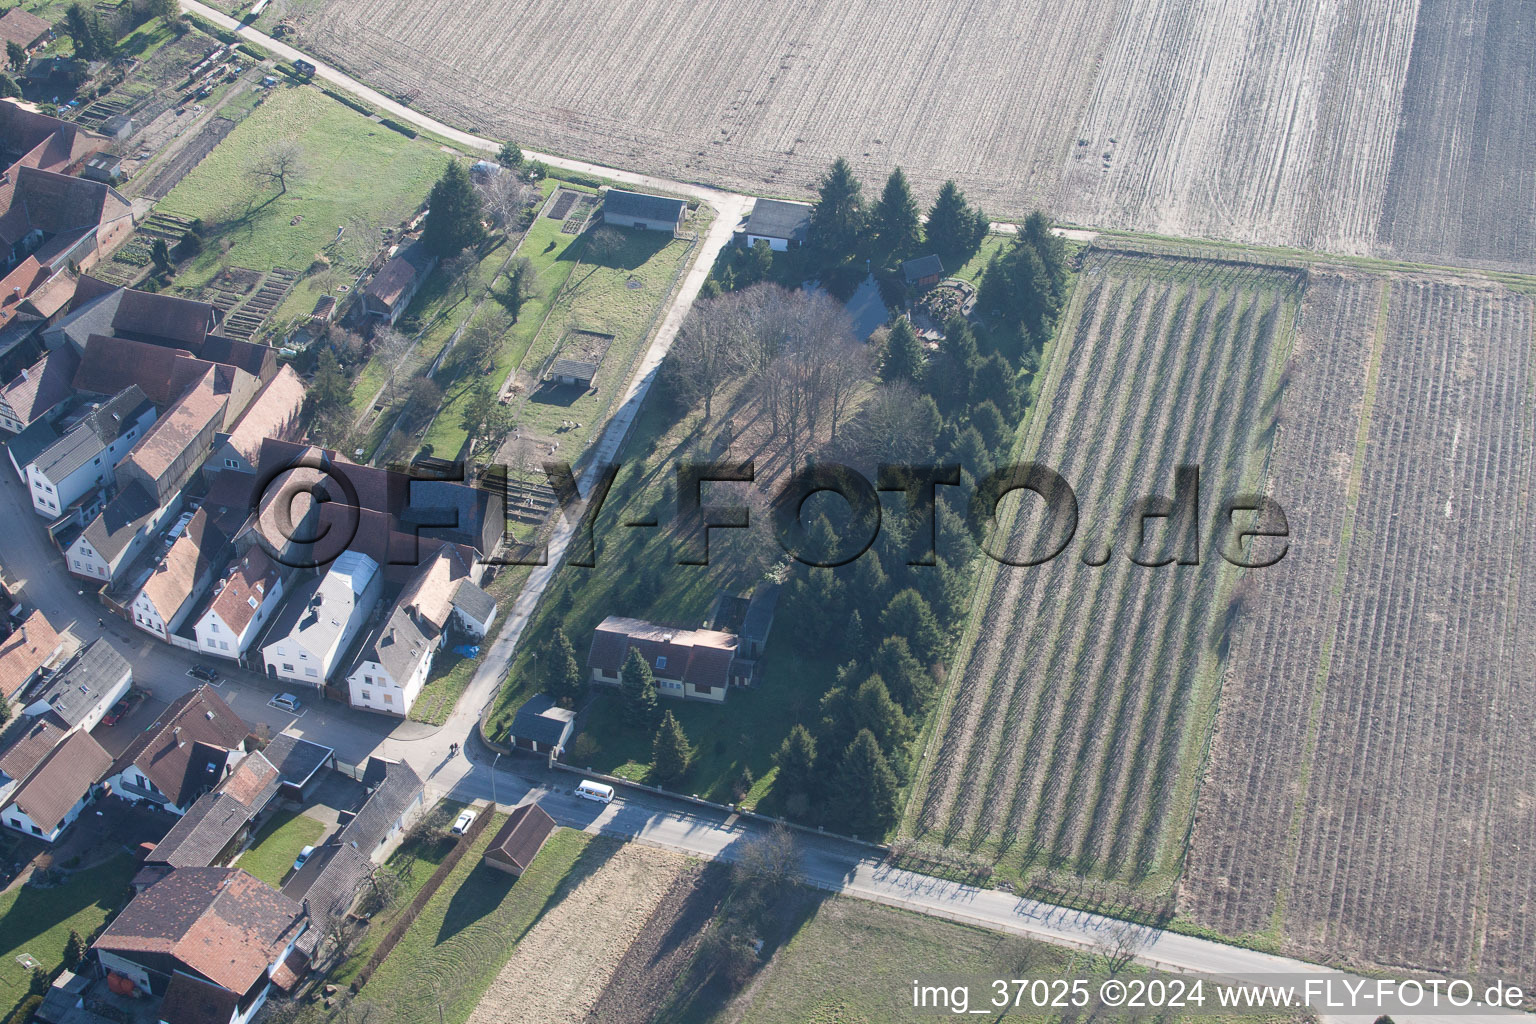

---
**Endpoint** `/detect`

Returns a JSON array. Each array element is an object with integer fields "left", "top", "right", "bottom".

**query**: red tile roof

[
  {"left": 0, "top": 610, "right": 62, "bottom": 699},
  {"left": 114, "top": 686, "right": 248, "bottom": 808},
  {"left": 587, "top": 616, "right": 738, "bottom": 690},
  {"left": 208, "top": 547, "right": 279, "bottom": 637},
  {"left": 0, "top": 718, "right": 65, "bottom": 782},
  {"left": 94, "top": 867, "right": 305, "bottom": 994},
  {"left": 222, "top": 364, "right": 304, "bottom": 464},
  {"left": 0, "top": 345, "right": 77, "bottom": 427},
  {"left": 9, "top": 729, "right": 111, "bottom": 832},
  {"left": 137, "top": 509, "right": 229, "bottom": 625}
]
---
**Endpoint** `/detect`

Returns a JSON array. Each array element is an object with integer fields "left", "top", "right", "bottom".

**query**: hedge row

[
  {"left": 378, "top": 118, "right": 417, "bottom": 139},
  {"left": 349, "top": 810, "right": 493, "bottom": 993},
  {"left": 321, "top": 86, "right": 375, "bottom": 118}
]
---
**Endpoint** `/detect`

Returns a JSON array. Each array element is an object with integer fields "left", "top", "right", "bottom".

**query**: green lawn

[
  {"left": 688, "top": 896, "right": 1311, "bottom": 1024},
  {"left": 330, "top": 801, "right": 467, "bottom": 988},
  {"left": 350, "top": 826, "right": 595, "bottom": 1024},
  {"left": 236, "top": 809, "right": 326, "bottom": 888},
  {"left": 408, "top": 650, "right": 477, "bottom": 725},
  {"left": 0, "top": 854, "right": 137, "bottom": 1015},
  {"left": 157, "top": 84, "right": 447, "bottom": 328}
]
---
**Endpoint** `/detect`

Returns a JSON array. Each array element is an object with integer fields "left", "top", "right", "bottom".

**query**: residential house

[
  {"left": 285, "top": 757, "right": 423, "bottom": 959},
  {"left": 360, "top": 239, "right": 435, "bottom": 325},
  {"left": 0, "top": 718, "right": 65, "bottom": 809},
  {"left": 901, "top": 254, "right": 945, "bottom": 289},
  {"left": 0, "top": 609, "right": 64, "bottom": 704},
  {"left": 482, "top": 802, "right": 555, "bottom": 877},
  {"left": 0, "top": 10, "right": 52, "bottom": 53},
  {"left": 0, "top": 345, "right": 78, "bottom": 434},
  {"left": 0, "top": 729, "right": 112, "bottom": 841},
  {"left": 17, "top": 636, "right": 130, "bottom": 734},
  {"left": 132, "top": 510, "right": 231, "bottom": 641},
  {"left": 743, "top": 198, "right": 812, "bottom": 251},
  {"left": 260, "top": 551, "right": 381, "bottom": 688},
  {"left": 508, "top": 694, "right": 574, "bottom": 757},
  {"left": 193, "top": 547, "right": 286, "bottom": 661},
  {"left": 144, "top": 753, "right": 280, "bottom": 870},
  {"left": 63, "top": 480, "right": 162, "bottom": 584},
  {"left": 345, "top": 544, "right": 495, "bottom": 716},
  {"left": 25, "top": 385, "right": 155, "bottom": 517},
  {"left": 206, "top": 364, "right": 305, "bottom": 476},
  {"left": 600, "top": 188, "right": 685, "bottom": 233},
  {"left": 587, "top": 617, "right": 754, "bottom": 703},
  {"left": 92, "top": 867, "right": 307, "bottom": 1024},
  {"left": 106, "top": 685, "right": 250, "bottom": 815}
]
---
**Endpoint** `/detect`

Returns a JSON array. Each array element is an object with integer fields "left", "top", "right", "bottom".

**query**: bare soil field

[
  {"left": 910, "top": 252, "right": 1303, "bottom": 893},
  {"left": 297, "top": 0, "right": 1533, "bottom": 267},
  {"left": 464, "top": 841, "right": 690, "bottom": 1024},
  {"left": 1183, "top": 273, "right": 1536, "bottom": 983}
]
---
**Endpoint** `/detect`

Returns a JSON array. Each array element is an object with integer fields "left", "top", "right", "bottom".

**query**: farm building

[
  {"left": 0, "top": 9, "right": 51, "bottom": 52},
  {"left": 361, "top": 239, "right": 436, "bottom": 325},
  {"left": 545, "top": 357, "right": 597, "bottom": 389},
  {"left": 744, "top": 198, "right": 812, "bottom": 250},
  {"left": 482, "top": 802, "right": 556, "bottom": 877},
  {"left": 509, "top": 694, "right": 574, "bottom": 756},
  {"left": 81, "top": 152, "right": 124, "bottom": 184},
  {"left": 601, "top": 188, "right": 685, "bottom": 233},
  {"left": 902, "top": 254, "right": 945, "bottom": 289}
]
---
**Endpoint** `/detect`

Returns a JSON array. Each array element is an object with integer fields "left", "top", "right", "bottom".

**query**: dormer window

[{"left": 655, "top": 656, "right": 667, "bottom": 670}]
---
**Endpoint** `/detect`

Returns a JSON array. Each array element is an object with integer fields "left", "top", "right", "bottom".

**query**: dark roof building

[
  {"left": 545, "top": 357, "right": 597, "bottom": 388},
  {"left": 744, "top": 198, "right": 812, "bottom": 249},
  {"left": 902, "top": 254, "right": 945, "bottom": 287},
  {"left": 21, "top": 636, "right": 130, "bottom": 730},
  {"left": 0, "top": 345, "right": 78, "bottom": 434},
  {"left": 587, "top": 616, "right": 751, "bottom": 702},
  {"left": 110, "top": 685, "right": 250, "bottom": 812},
  {"left": 509, "top": 694, "right": 575, "bottom": 756},
  {"left": 601, "top": 188, "right": 685, "bottom": 232},
  {"left": 483, "top": 802, "right": 556, "bottom": 876},
  {"left": 0, "top": 9, "right": 51, "bottom": 51},
  {"left": 261, "top": 733, "right": 333, "bottom": 800},
  {"left": 147, "top": 752, "right": 280, "bottom": 869}
]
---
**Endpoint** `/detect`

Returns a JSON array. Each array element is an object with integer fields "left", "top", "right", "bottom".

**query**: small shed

[
  {"left": 510, "top": 693, "right": 575, "bottom": 756},
  {"left": 545, "top": 357, "right": 597, "bottom": 389},
  {"left": 482, "top": 802, "right": 556, "bottom": 877},
  {"left": 902, "top": 254, "right": 945, "bottom": 289},
  {"left": 601, "top": 188, "right": 686, "bottom": 233},
  {"left": 81, "top": 152, "right": 124, "bottom": 184}
]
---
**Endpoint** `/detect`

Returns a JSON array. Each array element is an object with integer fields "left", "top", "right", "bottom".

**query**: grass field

[
  {"left": 157, "top": 84, "right": 446, "bottom": 327},
  {"left": 236, "top": 809, "right": 326, "bottom": 888},
  {"left": 408, "top": 649, "right": 476, "bottom": 725},
  {"left": 349, "top": 826, "right": 594, "bottom": 1024},
  {"left": 0, "top": 855, "right": 136, "bottom": 1016}
]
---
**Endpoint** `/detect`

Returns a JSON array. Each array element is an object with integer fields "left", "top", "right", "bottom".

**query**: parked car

[
  {"left": 575, "top": 781, "right": 615, "bottom": 804},
  {"left": 451, "top": 809, "right": 477, "bottom": 835},
  {"left": 272, "top": 693, "right": 301, "bottom": 712},
  {"left": 102, "top": 688, "right": 147, "bottom": 726},
  {"left": 187, "top": 665, "right": 219, "bottom": 683},
  {"left": 293, "top": 845, "right": 315, "bottom": 871}
]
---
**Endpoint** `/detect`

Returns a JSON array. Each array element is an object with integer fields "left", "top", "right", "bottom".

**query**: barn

[
  {"left": 601, "top": 188, "right": 686, "bottom": 233},
  {"left": 545, "top": 357, "right": 597, "bottom": 389}
]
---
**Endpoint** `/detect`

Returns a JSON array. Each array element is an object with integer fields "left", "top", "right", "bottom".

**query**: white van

[{"left": 575, "top": 780, "right": 615, "bottom": 804}]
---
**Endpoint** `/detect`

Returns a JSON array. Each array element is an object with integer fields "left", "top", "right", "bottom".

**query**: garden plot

[
  {"left": 1182, "top": 274, "right": 1536, "bottom": 983},
  {"left": 910, "top": 252, "right": 1302, "bottom": 894}
]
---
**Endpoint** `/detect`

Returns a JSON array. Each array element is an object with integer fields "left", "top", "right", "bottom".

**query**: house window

[
  {"left": 7, "top": 819, "right": 18, "bottom": 829},
  {"left": 656, "top": 655, "right": 667, "bottom": 670},
  {"left": 361, "top": 690, "right": 371, "bottom": 700},
  {"left": 304, "top": 667, "right": 317, "bottom": 678},
  {"left": 30, "top": 825, "right": 40, "bottom": 835},
  {"left": 72, "top": 560, "right": 80, "bottom": 569},
  {"left": 364, "top": 675, "right": 373, "bottom": 684},
  {"left": 210, "top": 622, "right": 219, "bottom": 633},
  {"left": 383, "top": 694, "right": 393, "bottom": 704},
  {"left": 219, "top": 641, "right": 228, "bottom": 651},
  {"left": 207, "top": 638, "right": 216, "bottom": 647},
  {"left": 282, "top": 663, "right": 294, "bottom": 673},
  {"left": 225, "top": 458, "right": 238, "bottom": 468}
]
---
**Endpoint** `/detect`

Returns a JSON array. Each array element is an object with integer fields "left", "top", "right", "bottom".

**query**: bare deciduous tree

[
  {"left": 1093, "top": 921, "right": 1148, "bottom": 975},
  {"left": 250, "top": 142, "right": 304, "bottom": 195},
  {"left": 477, "top": 171, "right": 536, "bottom": 231}
]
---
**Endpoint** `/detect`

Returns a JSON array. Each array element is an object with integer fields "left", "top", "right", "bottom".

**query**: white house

[
  {"left": 25, "top": 386, "right": 154, "bottom": 517},
  {"left": 194, "top": 547, "right": 285, "bottom": 660},
  {"left": 1, "top": 730, "right": 112, "bottom": 842},
  {"left": 743, "top": 198, "right": 812, "bottom": 251},
  {"left": 344, "top": 544, "right": 495, "bottom": 717},
  {"left": 131, "top": 510, "right": 228, "bottom": 641},
  {"left": 261, "top": 551, "right": 381, "bottom": 689},
  {"left": 64, "top": 481, "right": 173, "bottom": 584},
  {"left": 18, "top": 637, "right": 131, "bottom": 735}
]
